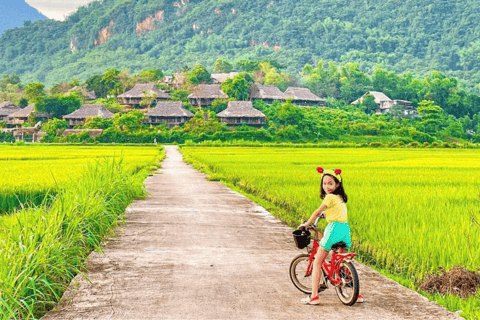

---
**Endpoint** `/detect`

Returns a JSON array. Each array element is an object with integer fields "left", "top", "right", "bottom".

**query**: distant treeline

[{"left": 2, "top": 0, "right": 480, "bottom": 88}]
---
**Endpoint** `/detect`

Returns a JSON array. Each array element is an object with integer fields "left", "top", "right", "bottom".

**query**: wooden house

[
  {"left": 393, "top": 100, "right": 416, "bottom": 116},
  {"left": 63, "top": 104, "right": 113, "bottom": 128},
  {"left": 211, "top": 72, "right": 239, "bottom": 84},
  {"left": 217, "top": 101, "right": 266, "bottom": 127},
  {"left": 0, "top": 101, "right": 20, "bottom": 121},
  {"left": 351, "top": 91, "right": 394, "bottom": 114},
  {"left": 5, "top": 104, "right": 49, "bottom": 127},
  {"left": 188, "top": 84, "right": 228, "bottom": 107},
  {"left": 117, "top": 83, "right": 170, "bottom": 108},
  {"left": 249, "top": 83, "right": 285, "bottom": 104},
  {"left": 351, "top": 91, "right": 414, "bottom": 115},
  {"left": 283, "top": 87, "right": 326, "bottom": 106},
  {"left": 144, "top": 101, "right": 194, "bottom": 128}
]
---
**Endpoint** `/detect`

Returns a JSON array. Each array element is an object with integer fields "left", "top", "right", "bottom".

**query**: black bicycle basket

[{"left": 292, "top": 229, "right": 311, "bottom": 249}]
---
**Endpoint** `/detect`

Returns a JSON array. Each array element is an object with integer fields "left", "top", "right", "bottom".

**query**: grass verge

[{"left": 0, "top": 149, "right": 164, "bottom": 319}]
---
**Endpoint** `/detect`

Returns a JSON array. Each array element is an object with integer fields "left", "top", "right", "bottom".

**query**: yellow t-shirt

[{"left": 322, "top": 194, "right": 348, "bottom": 223}]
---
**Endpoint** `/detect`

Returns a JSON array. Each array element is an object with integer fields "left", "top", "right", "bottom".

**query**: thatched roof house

[
  {"left": 63, "top": 104, "right": 113, "bottom": 127},
  {"left": 144, "top": 101, "right": 194, "bottom": 127},
  {"left": 5, "top": 103, "right": 50, "bottom": 126},
  {"left": 217, "top": 101, "right": 266, "bottom": 127},
  {"left": 117, "top": 83, "right": 170, "bottom": 108},
  {"left": 69, "top": 86, "right": 97, "bottom": 100},
  {"left": 284, "top": 87, "right": 326, "bottom": 106},
  {"left": 351, "top": 91, "right": 394, "bottom": 112},
  {"left": 249, "top": 83, "right": 286, "bottom": 103},
  {"left": 0, "top": 101, "right": 20, "bottom": 121},
  {"left": 188, "top": 84, "right": 228, "bottom": 107},
  {"left": 351, "top": 91, "right": 414, "bottom": 114},
  {"left": 211, "top": 72, "right": 239, "bottom": 84}
]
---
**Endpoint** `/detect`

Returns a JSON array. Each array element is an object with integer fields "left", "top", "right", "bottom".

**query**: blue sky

[{"left": 25, "top": 0, "right": 99, "bottom": 21}]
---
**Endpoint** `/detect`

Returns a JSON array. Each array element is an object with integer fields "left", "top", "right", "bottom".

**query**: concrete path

[{"left": 42, "top": 146, "right": 461, "bottom": 320}]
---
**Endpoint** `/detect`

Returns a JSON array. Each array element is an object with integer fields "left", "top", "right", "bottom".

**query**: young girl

[{"left": 299, "top": 167, "right": 362, "bottom": 305}]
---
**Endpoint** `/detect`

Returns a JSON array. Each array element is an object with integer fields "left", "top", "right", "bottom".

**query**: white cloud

[{"left": 25, "top": 0, "right": 100, "bottom": 21}]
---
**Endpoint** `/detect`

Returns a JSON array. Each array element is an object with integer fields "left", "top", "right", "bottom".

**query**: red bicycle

[{"left": 289, "top": 218, "right": 360, "bottom": 305}]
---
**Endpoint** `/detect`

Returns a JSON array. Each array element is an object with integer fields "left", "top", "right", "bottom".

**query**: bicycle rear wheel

[
  {"left": 289, "top": 254, "right": 326, "bottom": 294},
  {"left": 334, "top": 261, "right": 359, "bottom": 306}
]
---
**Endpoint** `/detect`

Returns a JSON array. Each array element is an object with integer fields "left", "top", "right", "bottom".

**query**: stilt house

[
  {"left": 217, "top": 101, "right": 266, "bottom": 127},
  {"left": 5, "top": 104, "right": 49, "bottom": 127},
  {"left": 0, "top": 101, "right": 20, "bottom": 121},
  {"left": 249, "top": 83, "right": 285, "bottom": 104},
  {"left": 63, "top": 104, "right": 113, "bottom": 127},
  {"left": 144, "top": 101, "right": 194, "bottom": 128},
  {"left": 283, "top": 87, "right": 326, "bottom": 106},
  {"left": 117, "top": 83, "right": 170, "bottom": 108},
  {"left": 188, "top": 84, "right": 228, "bottom": 107}
]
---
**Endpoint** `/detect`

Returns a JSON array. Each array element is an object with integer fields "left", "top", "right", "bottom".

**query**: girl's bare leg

[{"left": 311, "top": 248, "right": 329, "bottom": 298}]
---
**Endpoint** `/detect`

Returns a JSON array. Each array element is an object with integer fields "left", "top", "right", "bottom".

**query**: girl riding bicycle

[{"left": 299, "top": 167, "right": 362, "bottom": 305}]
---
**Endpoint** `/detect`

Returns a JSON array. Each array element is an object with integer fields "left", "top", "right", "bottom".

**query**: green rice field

[
  {"left": 0, "top": 145, "right": 162, "bottom": 213},
  {"left": 181, "top": 146, "right": 480, "bottom": 319},
  {"left": 0, "top": 145, "right": 163, "bottom": 319}
]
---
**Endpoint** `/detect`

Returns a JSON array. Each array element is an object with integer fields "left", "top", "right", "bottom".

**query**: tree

[
  {"left": 83, "top": 116, "right": 113, "bottom": 129},
  {"left": 339, "top": 63, "right": 372, "bottom": 102},
  {"left": 213, "top": 59, "right": 233, "bottom": 73},
  {"left": 0, "top": 74, "right": 20, "bottom": 90},
  {"left": 259, "top": 62, "right": 294, "bottom": 91},
  {"left": 188, "top": 64, "right": 212, "bottom": 84},
  {"left": 417, "top": 100, "right": 446, "bottom": 135},
  {"left": 221, "top": 73, "right": 254, "bottom": 100},
  {"left": 23, "top": 82, "right": 45, "bottom": 101},
  {"left": 211, "top": 99, "right": 229, "bottom": 113},
  {"left": 136, "top": 68, "right": 164, "bottom": 83},
  {"left": 35, "top": 93, "right": 82, "bottom": 119},
  {"left": 42, "top": 118, "right": 68, "bottom": 135},
  {"left": 140, "top": 90, "right": 157, "bottom": 111},
  {"left": 112, "top": 110, "right": 145, "bottom": 131},
  {"left": 360, "top": 94, "right": 377, "bottom": 114}
]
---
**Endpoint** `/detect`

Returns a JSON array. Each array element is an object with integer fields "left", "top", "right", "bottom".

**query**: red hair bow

[
  {"left": 334, "top": 169, "right": 342, "bottom": 175},
  {"left": 316, "top": 167, "right": 324, "bottom": 174}
]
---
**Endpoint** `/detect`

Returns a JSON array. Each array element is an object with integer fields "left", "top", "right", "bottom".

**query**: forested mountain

[
  {"left": 2, "top": 0, "right": 480, "bottom": 88},
  {"left": 0, "top": 0, "right": 45, "bottom": 35}
]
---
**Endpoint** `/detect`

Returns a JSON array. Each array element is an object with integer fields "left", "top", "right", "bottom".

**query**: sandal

[{"left": 301, "top": 295, "right": 321, "bottom": 305}]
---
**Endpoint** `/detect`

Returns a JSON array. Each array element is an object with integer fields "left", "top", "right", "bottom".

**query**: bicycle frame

[{"left": 305, "top": 233, "right": 357, "bottom": 287}]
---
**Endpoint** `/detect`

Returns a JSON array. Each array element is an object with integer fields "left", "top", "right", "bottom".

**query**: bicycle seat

[{"left": 331, "top": 241, "right": 347, "bottom": 250}]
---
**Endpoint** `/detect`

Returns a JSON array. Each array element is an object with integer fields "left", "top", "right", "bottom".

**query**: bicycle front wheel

[
  {"left": 289, "top": 254, "right": 325, "bottom": 294},
  {"left": 334, "top": 261, "right": 360, "bottom": 306}
]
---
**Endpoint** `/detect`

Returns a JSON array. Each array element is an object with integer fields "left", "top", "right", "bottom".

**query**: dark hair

[{"left": 320, "top": 174, "right": 348, "bottom": 203}]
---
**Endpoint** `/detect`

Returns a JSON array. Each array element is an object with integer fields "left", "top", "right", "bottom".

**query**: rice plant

[
  {"left": 181, "top": 146, "right": 480, "bottom": 319},
  {"left": 0, "top": 146, "right": 164, "bottom": 319}
]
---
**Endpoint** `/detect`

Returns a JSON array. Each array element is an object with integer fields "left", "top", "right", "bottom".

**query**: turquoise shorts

[{"left": 319, "top": 222, "right": 351, "bottom": 251}]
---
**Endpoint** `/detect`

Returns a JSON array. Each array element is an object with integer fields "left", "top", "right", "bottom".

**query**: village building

[
  {"left": 351, "top": 91, "right": 414, "bottom": 115},
  {"left": 69, "top": 86, "right": 97, "bottom": 101},
  {"left": 284, "top": 87, "right": 326, "bottom": 106},
  {"left": 63, "top": 104, "right": 113, "bottom": 128},
  {"left": 144, "top": 101, "right": 194, "bottom": 128},
  {"left": 5, "top": 104, "right": 50, "bottom": 127},
  {"left": 0, "top": 101, "right": 20, "bottom": 122},
  {"left": 217, "top": 101, "right": 266, "bottom": 127},
  {"left": 393, "top": 99, "right": 416, "bottom": 116},
  {"left": 188, "top": 84, "right": 228, "bottom": 107},
  {"left": 249, "top": 83, "right": 286, "bottom": 104},
  {"left": 211, "top": 72, "right": 239, "bottom": 84},
  {"left": 117, "top": 83, "right": 170, "bottom": 108}
]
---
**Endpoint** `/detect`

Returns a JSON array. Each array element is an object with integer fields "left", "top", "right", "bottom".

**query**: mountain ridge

[{"left": 1, "top": 0, "right": 480, "bottom": 88}]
